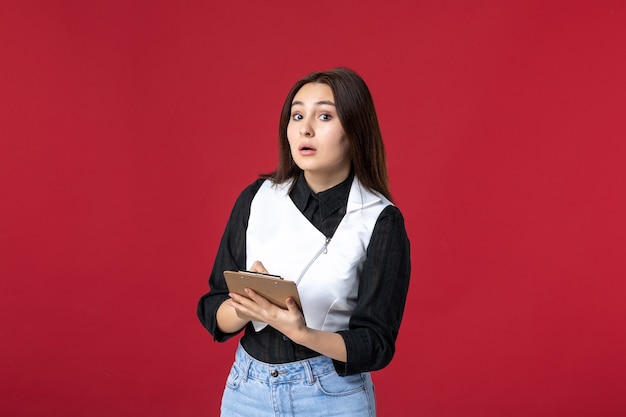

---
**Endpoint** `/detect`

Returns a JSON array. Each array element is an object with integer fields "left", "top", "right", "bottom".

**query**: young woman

[{"left": 197, "top": 68, "right": 411, "bottom": 416}]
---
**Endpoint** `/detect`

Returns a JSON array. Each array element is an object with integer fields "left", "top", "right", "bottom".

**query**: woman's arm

[
  {"left": 226, "top": 206, "right": 411, "bottom": 369},
  {"left": 337, "top": 206, "right": 411, "bottom": 375},
  {"left": 196, "top": 179, "right": 265, "bottom": 340}
]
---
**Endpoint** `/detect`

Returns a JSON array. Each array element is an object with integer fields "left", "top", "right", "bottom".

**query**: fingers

[
  {"left": 228, "top": 289, "right": 301, "bottom": 331},
  {"left": 228, "top": 289, "right": 272, "bottom": 319},
  {"left": 227, "top": 292, "right": 256, "bottom": 321},
  {"left": 249, "top": 260, "right": 269, "bottom": 274}
]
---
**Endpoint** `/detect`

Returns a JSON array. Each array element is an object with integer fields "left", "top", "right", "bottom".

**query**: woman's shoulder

[
  {"left": 244, "top": 177, "right": 267, "bottom": 194},
  {"left": 225, "top": 178, "right": 269, "bottom": 224},
  {"left": 379, "top": 203, "right": 403, "bottom": 216},
  {"left": 376, "top": 205, "right": 407, "bottom": 230},
  {"left": 235, "top": 178, "right": 267, "bottom": 206}
]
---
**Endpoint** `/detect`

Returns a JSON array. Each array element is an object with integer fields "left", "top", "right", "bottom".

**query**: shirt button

[{"left": 270, "top": 370, "right": 279, "bottom": 378}]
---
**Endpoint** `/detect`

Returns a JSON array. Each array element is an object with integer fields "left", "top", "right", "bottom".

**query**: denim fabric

[{"left": 220, "top": 343, "right": 376, "bottom": 416}]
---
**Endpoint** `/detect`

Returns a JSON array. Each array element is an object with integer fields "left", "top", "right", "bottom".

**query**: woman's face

[{"left": 287, "top": 82, "right": 351, "bottom": 192}]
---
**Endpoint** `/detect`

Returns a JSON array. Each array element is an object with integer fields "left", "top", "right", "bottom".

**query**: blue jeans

[{"left": 220, "top": 343, "right": 376, "bottom": 416}]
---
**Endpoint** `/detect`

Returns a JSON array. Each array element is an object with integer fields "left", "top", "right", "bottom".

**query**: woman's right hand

[{"left": 215, "top": 260, "right": 270, "bottom": 333}]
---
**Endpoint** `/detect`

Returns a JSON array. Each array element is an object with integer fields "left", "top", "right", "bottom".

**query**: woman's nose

[{"left": 300, "top": 121, "right": 313, "bottom": 137}]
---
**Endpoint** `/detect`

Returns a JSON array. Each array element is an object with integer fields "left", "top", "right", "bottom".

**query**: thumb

[
  {"left": 286, "top": 297, "right": 300, "bottom": 312},
  {"left": 250, "top": 260, "right": 269, "bottom": 274}
]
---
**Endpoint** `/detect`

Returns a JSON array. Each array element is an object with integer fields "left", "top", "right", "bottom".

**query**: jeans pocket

[
  {"left": 225, "top": 363, "right": 243, "bottom": 390},
  {"left": 315, "top": 372, "right": 367, "bottom": 397}
]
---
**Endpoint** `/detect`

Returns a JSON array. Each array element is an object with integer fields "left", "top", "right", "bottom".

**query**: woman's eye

[
  {"left": 292, "top": 113, "right": 303, "bottom": 121},
  {"left": 319, "top": 114, "right": 332, "bottom": 121}
]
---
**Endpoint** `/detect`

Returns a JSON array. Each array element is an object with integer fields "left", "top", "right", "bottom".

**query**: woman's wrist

[{"left": 216, "top": 298, "right": 248, "bottom": 333}]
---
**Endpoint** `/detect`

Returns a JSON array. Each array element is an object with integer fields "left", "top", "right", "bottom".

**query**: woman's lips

[{"left": 298, "top": 143, "right": 316, "bottom": 155}]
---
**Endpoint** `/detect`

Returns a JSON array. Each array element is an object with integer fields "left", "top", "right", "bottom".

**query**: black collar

[{"left": 290, "top": 171, "right": 353, "bottom": 218}]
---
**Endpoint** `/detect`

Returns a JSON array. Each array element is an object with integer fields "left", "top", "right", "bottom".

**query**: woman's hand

[
  {"left": 227, "top": 261, "right": 307, "bottom": 338},
  {"left": 248, "top": 260, "right": 269, "bottom": 274},
  {"left": 214, "top": 260, "right": 277, "bottom": 333},
  {"left": 228, "top": 288, "right": 306, "bottom": 334},
  {"left": 228, "top": 260, "right": 347, "bottom": 362}
]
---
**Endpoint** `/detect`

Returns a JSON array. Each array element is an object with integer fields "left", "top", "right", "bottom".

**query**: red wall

[{"left": 1, "top": 1, "right": 625, "bottom": 416}]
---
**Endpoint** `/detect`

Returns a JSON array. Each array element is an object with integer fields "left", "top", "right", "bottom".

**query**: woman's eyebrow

[{"left": 291, "top": 100, "right": 336, "bottom": 107}]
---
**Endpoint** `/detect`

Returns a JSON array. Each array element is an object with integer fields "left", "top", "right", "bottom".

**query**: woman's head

[{"left": 269, "top": 68, "right": 392, "bottom": 201}]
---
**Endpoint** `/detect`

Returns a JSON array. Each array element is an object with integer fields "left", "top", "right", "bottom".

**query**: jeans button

[{"left": 270, "top": 370, "right": 279, "bottom": 378}]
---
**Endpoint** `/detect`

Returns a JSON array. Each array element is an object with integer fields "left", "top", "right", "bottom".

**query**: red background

[{"left": 1, "top": 1, "right": 625, "bottom": 416}]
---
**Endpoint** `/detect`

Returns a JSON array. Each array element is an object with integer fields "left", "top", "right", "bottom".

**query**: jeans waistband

[{"left": 235, "top": 343, "right": 337, "bottom": 384}]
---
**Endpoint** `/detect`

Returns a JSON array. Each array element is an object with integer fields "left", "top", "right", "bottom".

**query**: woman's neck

[{"left": 303, "top": 170, "right": 351, "bottom": 194}]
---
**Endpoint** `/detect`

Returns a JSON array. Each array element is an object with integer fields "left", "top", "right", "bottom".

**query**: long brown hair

[{"left": 264, "top": 68, "right": 392, "bottom": 201}]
